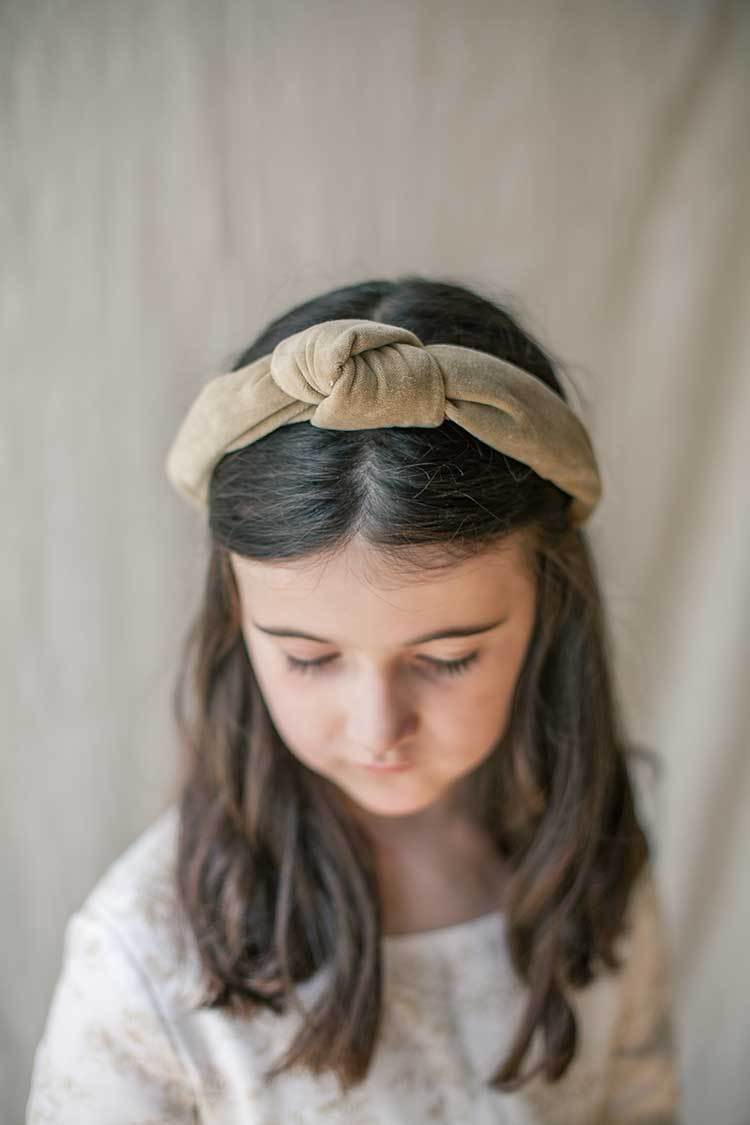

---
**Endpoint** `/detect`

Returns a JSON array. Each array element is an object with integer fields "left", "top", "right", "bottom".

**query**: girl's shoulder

[
  {"left": 597, "top": 859, "right": 681, "bottom": 1119},
  {"left": 27, "top": 807, "right": 202, "bottom": 1122},
  {"left": 83, "top": 802, "right": 180, "bottom": 913},
  {"left": 75, "top": 804, "right": 203, "bottom": 1004},
  {"left": 612, "top": 858, "right": 677, "bottom": 1038}
]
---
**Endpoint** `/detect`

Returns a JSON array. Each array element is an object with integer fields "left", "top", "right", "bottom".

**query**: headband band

[{"left": 165, "top": 318, "right": 601, "bottom": 526}]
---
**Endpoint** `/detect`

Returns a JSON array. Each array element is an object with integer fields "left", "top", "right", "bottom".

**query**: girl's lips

[{"left": 361, "top": 760, "right": 413, "bottom": 772}]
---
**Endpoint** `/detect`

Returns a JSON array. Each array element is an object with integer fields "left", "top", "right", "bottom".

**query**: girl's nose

[{"left": 344, "top": 669, "right": 419, "bottom": 755}]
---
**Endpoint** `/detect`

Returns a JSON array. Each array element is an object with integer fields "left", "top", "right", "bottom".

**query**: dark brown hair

[{"left": 171, "top": 276, "right": 650, "bottom": 1094}]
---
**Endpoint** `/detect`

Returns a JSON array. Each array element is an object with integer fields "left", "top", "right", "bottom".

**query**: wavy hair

[{"left": 171, "top": 276, "right": 650, "bottom": 1093}]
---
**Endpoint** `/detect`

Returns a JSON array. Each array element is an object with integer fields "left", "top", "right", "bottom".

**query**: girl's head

[{"left": 173, "top": 275, "right": 648, "bottom": 1092}]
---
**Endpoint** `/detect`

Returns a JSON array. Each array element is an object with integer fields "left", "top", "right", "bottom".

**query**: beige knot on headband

[{"left": 165, "top": 318, "right": 601, "bottom": 526}]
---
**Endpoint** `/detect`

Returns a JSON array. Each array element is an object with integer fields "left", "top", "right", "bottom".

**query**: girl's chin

[
  {"left": 338, "top": 778, "right": 442, "bottom": 819},
  {"left": 296, "top": 756, "right": 448, "bottom": 818}
]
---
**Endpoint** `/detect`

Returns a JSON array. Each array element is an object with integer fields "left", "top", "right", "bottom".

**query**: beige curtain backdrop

[{"left": 2, "top": 1, "right": 748, "bottom": 1121}]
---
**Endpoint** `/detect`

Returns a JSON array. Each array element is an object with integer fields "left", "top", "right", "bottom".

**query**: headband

[{"left": 165, "top": 318, "right": 601, "bottom": 526}]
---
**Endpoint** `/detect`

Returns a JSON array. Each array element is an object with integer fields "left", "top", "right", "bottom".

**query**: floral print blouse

[{"left": 27, "top": 805, "right": 680, "bottom": 1123}]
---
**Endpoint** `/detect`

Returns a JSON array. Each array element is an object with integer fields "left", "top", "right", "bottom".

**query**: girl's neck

[
  {"left": 376, "top": 822, "right": 508, "bottom": 936},
  {"left": 334, "top": 779, "right": 507, "bottom": 936}
]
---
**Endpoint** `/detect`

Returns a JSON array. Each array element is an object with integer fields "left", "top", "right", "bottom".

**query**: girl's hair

[{"left": 172, "top": 276, "right": 650, "bottom": 1093}]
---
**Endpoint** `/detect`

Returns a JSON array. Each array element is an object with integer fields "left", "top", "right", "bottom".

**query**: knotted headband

[{"left": 165, "top": 318, "right": 602, "bottom": 526}]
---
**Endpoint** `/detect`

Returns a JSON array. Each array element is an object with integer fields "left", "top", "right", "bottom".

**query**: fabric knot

[{"left": 269, "top": 319, "right": 447, "bottom": 430}]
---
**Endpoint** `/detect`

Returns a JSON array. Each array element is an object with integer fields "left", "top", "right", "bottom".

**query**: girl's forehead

[
  {"left": 229, "top": 535, "right": 535, "bottom": 642},
  {"left": 230, "top": 534, "right": 530, "bottom": 594}
]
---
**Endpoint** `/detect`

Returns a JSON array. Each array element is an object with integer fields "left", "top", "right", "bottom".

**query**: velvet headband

[{"left": 165, "top": 318, "right": 602, "bottom": 526}]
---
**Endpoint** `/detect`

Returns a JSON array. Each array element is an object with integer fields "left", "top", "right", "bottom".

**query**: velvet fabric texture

[{"left": 165, "top": 318, "right": 602, "bottom": 525}]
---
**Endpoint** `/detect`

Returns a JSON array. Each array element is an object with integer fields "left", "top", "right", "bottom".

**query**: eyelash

[{"left": 284, "top": 651, "right": 480, "bottom": 678}]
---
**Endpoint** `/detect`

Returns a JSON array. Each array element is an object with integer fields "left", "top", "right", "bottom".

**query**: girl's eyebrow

[{"left": 248, "top": 617, "right": 507, "bottom": 646}]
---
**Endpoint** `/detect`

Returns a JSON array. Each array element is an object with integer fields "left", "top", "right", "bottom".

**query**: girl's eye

[{"left": 284, "top": 651, "right": 480, "bottom": 677}]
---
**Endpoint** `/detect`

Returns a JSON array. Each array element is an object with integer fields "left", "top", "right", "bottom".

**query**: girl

[{"left": 27, "top": 277, "right": 680, "bottom": 1123}]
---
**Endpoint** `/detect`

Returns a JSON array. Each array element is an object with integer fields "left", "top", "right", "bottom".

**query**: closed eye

[{"left": 284, "top": 652, "right": 480, "bottom": 677}]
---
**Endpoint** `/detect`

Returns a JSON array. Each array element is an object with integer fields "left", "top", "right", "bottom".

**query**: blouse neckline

[{"left": 381, "top": 904, "right": 505, "bottom": 948}]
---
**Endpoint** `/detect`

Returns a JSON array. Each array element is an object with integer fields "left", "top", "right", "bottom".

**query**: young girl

[{"left": 27, "top": 277, "right": 680, "bottom": 1123}]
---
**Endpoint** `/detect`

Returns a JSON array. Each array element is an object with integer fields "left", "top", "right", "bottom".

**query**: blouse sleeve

[
  {"left": 599, "top": 865, "right": 682, "bottom": 1123},
  {"left": 26, "top": 907, "right": 198, "bottom": 1124}
]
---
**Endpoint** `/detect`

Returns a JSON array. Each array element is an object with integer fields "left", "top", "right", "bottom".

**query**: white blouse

[{"left": 26, "top": 805, "right": 680, "bottom": 1123}]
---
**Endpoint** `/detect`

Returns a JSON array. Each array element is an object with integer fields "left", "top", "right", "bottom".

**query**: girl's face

[{"left": 230, "top": 534, "right": 537, "bottom": 821}]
